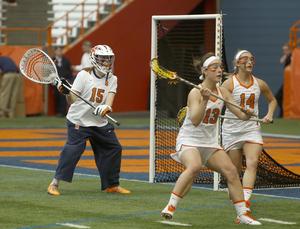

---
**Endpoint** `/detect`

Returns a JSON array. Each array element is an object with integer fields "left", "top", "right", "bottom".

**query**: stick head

[
  {"left": 177, "top": 106, "right": 187, "bottom": 127},
  {"left": 150, "top": 58, "right": 179, "bottom": 84},
  {"left": 19, "top": 48, "right": 58, "bottom": 84}
]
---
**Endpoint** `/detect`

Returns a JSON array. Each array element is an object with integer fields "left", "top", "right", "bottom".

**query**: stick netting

[
  {"left": 154, "top": 17, "right": 219, "bottom": 183},
  {"left": 20, "top": 49, "right": 57, "bottom": 84},
  {"left": 153, "top": 16, "right": 300, "bottom": 188}
]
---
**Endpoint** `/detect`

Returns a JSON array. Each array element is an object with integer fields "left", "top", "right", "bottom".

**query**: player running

[
  {"left": 47, "top": 45, "right": 130, "bottom": 195},
  {"left": 221, "top": 50, "right": 276, "bottom": 212},
  {"left": 161, "top": 52, "right": 261, "bottom": 225}
]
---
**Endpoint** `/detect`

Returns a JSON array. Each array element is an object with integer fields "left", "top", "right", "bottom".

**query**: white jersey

[
  {"left": 67, "top": 69, "right": 117, "bottom": 127},
  {"left": 176, "top": 86, "right": 224, "bottom": 151},
  {"left": 222, "top": 74, "right": 263, "bottom": 150}
]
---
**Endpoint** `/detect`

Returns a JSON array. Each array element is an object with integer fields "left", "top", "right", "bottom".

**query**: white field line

[
  {"left": 262, "top": 133, "right": 300, "bottom": 139},
  {"left": 157, "top": 221, "right": 192, "bottom": 226},
  {"left": 0, "top": 164, "right": 299, "bottom": 195},
  {"left": 253, "top": 192, "right": 300, "bottom": 200},
  {"left": 258, "top": 218, "right": 296, "bottom": 225},
  {"left": 58, "top": 223, "right": 90, "bottom": 228},
  {"left": 0, "top": 164, "right": 149, "bottom": 183}
]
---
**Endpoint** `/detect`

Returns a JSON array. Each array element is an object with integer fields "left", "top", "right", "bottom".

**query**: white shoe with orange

[
  {"left": 236, "top": 212, "right": 261, "bottom": 225},
  {"left": 161, "top": 205, "right": 176, "bottom": 219}
]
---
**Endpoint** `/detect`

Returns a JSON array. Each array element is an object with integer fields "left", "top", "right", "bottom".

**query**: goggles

[
  {"left": 207, "top": 62, "right": 224, "bottom": 72},
  {"left": 238, "top": 56, "right": 255, "bottom": 65}
]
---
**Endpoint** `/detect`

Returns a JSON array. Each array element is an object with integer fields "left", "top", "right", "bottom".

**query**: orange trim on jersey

[
  {"left": 172, "top": 192, "right": 183, "bottom": 199},
  {"left": 224, "top": 140, "right": 263, "bottom": 152},
  {"left": 210, "top": 86, "right": 219, "bottom": 102},
  {"left": 234, "top": 74, "right": 254, "bottom": 89},
  {"left": 219, "top": 86, "right": 224, "bottom": 98},
  {"left": 231, "top": 76, "right": 235, "bottom": 91},
  {"left": 200, "top": 83, "right": 219, "bottom": 102}
]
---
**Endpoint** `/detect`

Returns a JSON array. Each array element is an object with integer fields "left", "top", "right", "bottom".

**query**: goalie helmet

[{"left": 89, "top": 45, "right": 115, "bottom": 76}]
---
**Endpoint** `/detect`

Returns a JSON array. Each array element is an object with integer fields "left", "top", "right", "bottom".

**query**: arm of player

[
  {"left": 257, "top": 78, "right": 277, "bottom": 124},
  {"left": 188, "top": 87, "right": 210, "bottom": 127},
  {"left": 66, "top": 90, "right": 79, "bottom": 105},
  {"left": 220, "top": 87, "right": 254, "bottom": 120}
]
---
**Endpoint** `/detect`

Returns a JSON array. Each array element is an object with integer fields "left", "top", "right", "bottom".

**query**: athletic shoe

[
  {"left": 105, "top": 186, "right": 131, "bottom": 194},
  {"left": 245, "top": 199, "right": 252, "bottom": 213},
  {"left": 236, "top": 212, "right": 261, "bottom": 225},
  {"left": 161, "top": 205, "right": 176, "bottom": 220},
  {"left": 47, "top": 184, "right": 60, "bottom": 195}
]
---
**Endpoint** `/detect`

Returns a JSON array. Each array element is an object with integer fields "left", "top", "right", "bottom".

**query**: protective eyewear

[
  {"left": 238, "top": 56, "right": 255, "bottom": 65},
  {"left": 207, "top": 63, "right": 224, "bottom": 72}
]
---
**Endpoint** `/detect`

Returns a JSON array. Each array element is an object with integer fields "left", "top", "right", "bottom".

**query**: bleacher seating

[
  {"left": 48, "top": 0, "right": 113, "bottom": 5},
  {"left": 47, "top": 0, "right": 121, "bottom": 46},
  {"left": 0, "top": 4, "right": 7, "bottom": 45}
]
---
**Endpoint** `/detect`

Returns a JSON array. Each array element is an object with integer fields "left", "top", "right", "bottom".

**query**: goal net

[
  {"left": 149, "top": 14, "right": 300, "bottom": 189},
  {"left": 149, "top": 14, "right": 223, "bottom": 189}
]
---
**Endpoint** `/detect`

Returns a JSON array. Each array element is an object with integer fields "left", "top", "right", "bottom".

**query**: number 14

[{"left": 240, "top": 93, "right": 255, "bottom": 109}]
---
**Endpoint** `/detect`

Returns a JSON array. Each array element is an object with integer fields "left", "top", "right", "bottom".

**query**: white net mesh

[
  {"left": 20, "top": 49, "right": 57, "bottom": 84},
  {"left": 151, "top": 15, "right": 222, "bottom": 184}
]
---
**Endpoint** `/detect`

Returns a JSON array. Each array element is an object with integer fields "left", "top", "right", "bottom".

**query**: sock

[
  {"left": 167, "top": 192, "right": 183, "bottom": 208},
  {"left": 234, "top": 200, "right": 247, "bottom": 216},
  {"left": 51, "top": 178, "right": 59, "bottom": 186},
  {"left": 243, "top": 187, "right": 253, "bottom": 201}
]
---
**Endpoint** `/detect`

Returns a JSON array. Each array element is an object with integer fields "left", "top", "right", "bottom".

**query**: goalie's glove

[
  {"left": 52, "top": 76, "right": 71, "bottom": 95},
  {"left": 93, "top": 104, "right": 112, "bottom": 117}
]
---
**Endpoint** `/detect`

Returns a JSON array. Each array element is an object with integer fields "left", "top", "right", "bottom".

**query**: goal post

[{"left": 149, "top": 14, "right": 223, "bottom": 191}]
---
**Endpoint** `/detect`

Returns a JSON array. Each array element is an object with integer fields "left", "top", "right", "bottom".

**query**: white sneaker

[
  {"left": 161, "top": 205, "right": 175, "bottom": 219},
  {"left": 236, "top": 212, "right": 261, "bottom": 225}
]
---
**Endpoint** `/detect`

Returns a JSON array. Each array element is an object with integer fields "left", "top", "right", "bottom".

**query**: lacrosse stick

[
  {"left": 220, "top": 115, "right": 273, "bottom": 123},
  {"left": 150, "top": 58, "right": 258, "bottom": 117},
  {"left": 177, "top": 107, "right": 271, "bottom": 126},
  {"left": 20, "top": 48, "right": 120, "bottom": 126},
  {"left": 220, "top": 115, "right": 262, "bottom": 123}
]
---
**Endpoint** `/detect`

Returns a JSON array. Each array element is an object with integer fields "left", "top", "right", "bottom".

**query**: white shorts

[
  {"left": 170, "top": 145, "right": 219, "bottom": 168},
  {"left": 222, "top": 130, "right": 263, "bottom": 152},
  {"left": 226, "top": 141, "right": 245, "bottom": 151}
]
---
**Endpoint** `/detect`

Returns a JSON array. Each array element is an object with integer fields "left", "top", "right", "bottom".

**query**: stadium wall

[{"left": 64, "top": 0, "right": 206, "bottom": 112}]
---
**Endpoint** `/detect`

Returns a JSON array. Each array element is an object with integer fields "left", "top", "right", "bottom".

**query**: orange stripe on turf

[
  {"left": 119, "top": 139, "right": 149, "bottom": 146},
  {"left": 0, "top": 129, "right": 66, "bottom": 139},
  {"left": 263, "top": 137, "right": 300, "bottom": 142},
  {"left": 0, "top": 141, "right": 66, "bottom": 147},
  {"left": 0, "top": 139, "right": 150, "bottom": 147},
  {"left": 0, "top": 149, "right": 149, "bottom": 157},
  {"left": 115, "top": 130, "right": 150, "bottom": 138}
]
